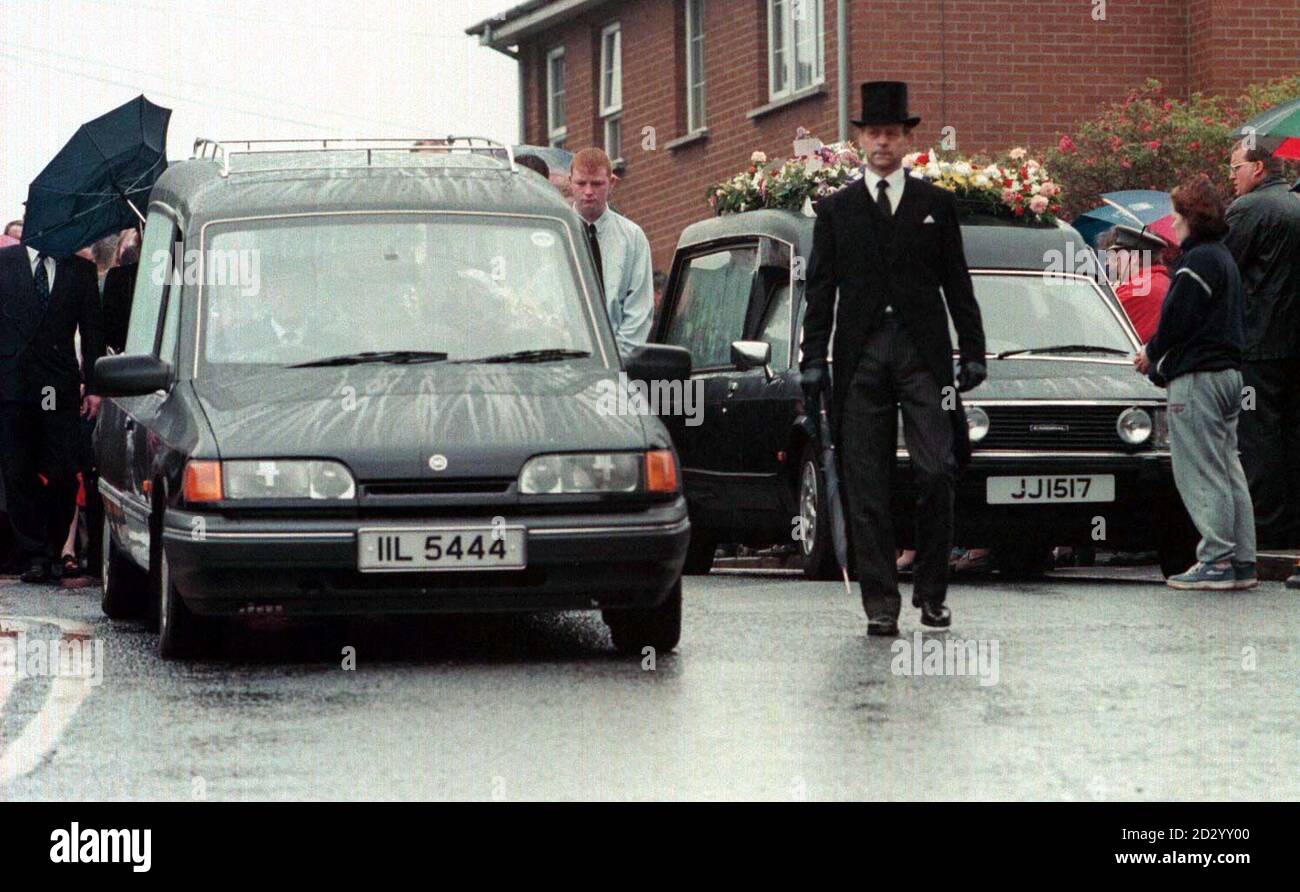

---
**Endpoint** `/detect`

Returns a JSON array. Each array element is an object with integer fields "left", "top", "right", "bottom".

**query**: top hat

[
  {"left": 851, "top": 81, "right": 921, "bottom": 128},
  {"left": 1111, "top": 224, "right": 1168, "bottom": 252}
]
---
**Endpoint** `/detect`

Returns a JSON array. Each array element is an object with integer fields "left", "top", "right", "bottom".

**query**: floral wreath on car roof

[{"left": 707, "top": 128, "right": 1064, "bottom": 224}]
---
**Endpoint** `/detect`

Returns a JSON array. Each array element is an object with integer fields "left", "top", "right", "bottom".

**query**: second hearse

[{"left": 653, "top": 209, "right": 1198, "bottom": 579}]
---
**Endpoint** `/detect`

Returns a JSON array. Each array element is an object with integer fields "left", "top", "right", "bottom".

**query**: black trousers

[
  {"left": 840, "top": 317, "right": 955, "bottom": 622},
  {"left": 79, "top": 413, "right": 103, "bottom": 574},
  {"left": 1240, "top": 358, "right": 1300, "bottom": 548},
  {"left": 0, "top": 402, "right": 80, "bottom": 563}
]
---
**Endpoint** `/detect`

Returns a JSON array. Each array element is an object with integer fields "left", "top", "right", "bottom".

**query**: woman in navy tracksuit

[{"left": 1135, "top": 176, "right": 1256, "bottom": 590}]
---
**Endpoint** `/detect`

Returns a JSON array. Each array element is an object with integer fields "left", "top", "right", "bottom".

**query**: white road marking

[{"left": 0, "top": 615, "right": 98, "bottom": 786}]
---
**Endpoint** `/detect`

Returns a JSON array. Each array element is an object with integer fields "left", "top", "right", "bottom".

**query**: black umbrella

[
  {"left": 812, "top": 385, "right": 853, "bottom": 596},
  {"left": 22, "top": 95, "right": 171, "bottom": 257}
]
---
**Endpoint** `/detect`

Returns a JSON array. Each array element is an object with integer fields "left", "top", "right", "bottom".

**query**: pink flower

[
  {"left": 1001, "top": 188, "right": 1019, "bottom": 204},
  {"left": 1029, "top": 195, "right": 1049, "bottom": 214},
  {"left": 1120, "top": 159, "right": 1132, "bottom": 169},
  {"left": 1058, "top": 135, "right": 1077, "bottom": 153},
  {"left": 1144, "top": 140, "right": 1161, "bottom": 151},
  {"left": 1037, "top": 181, "right": 1056, "bottom": 197}
]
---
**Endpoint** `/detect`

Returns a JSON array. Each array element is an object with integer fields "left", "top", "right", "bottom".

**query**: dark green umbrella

[
  {"left": 1233, "top": 96, "right": 1300, "bottom": 160},
  {"left": 22, "top": 95, "right": 170, "bottom": 257}
]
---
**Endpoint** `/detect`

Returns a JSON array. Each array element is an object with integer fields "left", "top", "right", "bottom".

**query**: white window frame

[
  {"left": 599, "top": 23, "right": 623, "bottom": 162},
  {"left": 685, "top": 0, "right": 706, "bottom": 133},
  {"left": 546, "top": 46, "right": 567, "bottom": 148},
  {"left": 767, "top": 0, "right": 823, "bottom": 101}
]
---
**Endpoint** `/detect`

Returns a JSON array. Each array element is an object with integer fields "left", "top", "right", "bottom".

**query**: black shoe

[
  {"left": 920, "top": 604, "right": 952, "bottom": 628},
  {"left": 867, "top": 620, "right": 900, "bottom": 637},
  {"left": 911, "top": 590, "right": 924, "bottom": 608},
  {"left": 19, "top": 559, "right": 52, "bottom": 584}
]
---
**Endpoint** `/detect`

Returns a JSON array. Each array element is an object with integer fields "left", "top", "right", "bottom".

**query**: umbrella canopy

[
  {"left": 512, "top": 144, "right": 573, "bottom": 176},
  {"left": 1234, "top": 96, "right": 1300, "bottom": 160},
  {"left": 1074, "top": 190, "right": 1177, "bottom": 248},
  {"left": 22, "top": 95, "right": 170, "bottom": 257}
]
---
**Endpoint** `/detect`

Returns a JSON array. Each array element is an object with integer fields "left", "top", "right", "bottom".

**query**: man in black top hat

[{"left": 799, "top": 81, "right": 986, "bottom": 636}]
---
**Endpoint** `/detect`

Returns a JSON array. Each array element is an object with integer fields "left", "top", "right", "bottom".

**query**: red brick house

[{"left": 467, "top": 0, "right": 1300, "bottom": 273}]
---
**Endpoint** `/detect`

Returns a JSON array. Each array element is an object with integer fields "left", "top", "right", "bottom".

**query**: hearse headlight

[
  {"left": 222, "top": 460, "right": 356, "bottom": 500},
  {"left": 1116, "top": 407, "right": 1153, "bottom": 445},
  {"left": 965, "top": 406, "right": 990, "bottom": 443},
  {"left": 518, "top": 451, "right": 674, "bottom": 494}
]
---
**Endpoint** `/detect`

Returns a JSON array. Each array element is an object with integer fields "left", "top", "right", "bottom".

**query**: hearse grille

[
  {"left": 362, "top": 479, "right": 514, "bottom": 497},
  {"left": 976, "top": 405, "right": 1147, "bottom": 451}
]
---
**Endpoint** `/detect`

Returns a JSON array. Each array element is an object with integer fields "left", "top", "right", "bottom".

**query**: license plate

[
  {"left": 986, "top": 475, "right": 1114, "bottom": 504},
  {"left": 357, "top": 526, "right": 526, "bottom": 572}
]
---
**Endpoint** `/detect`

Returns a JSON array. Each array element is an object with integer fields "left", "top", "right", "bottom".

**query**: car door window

[
  {"left": 123, "top": 209, "right": 179, "bottom": 355},
  {"left": 156, "top": 253, "right": 183, "bottom": 367},
  {"left": 757, "top": 281, "right": 793, "bottom": 370},
  {"left": 663, "top": 244, "right": 758, "bottom": 369}
]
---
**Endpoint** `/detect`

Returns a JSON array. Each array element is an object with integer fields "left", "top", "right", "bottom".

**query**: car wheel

[
  {"left": 604, "top": 578, "right": 682, "bottom": 655},
  {"left": 156, "top": 541, "right": 212, "bottom": 660},
  {"left": 101, "top": 513, "right": 148, "bottom": 619},
  {"left": 1156, "top": 499, "right": 1200, "bottom": 579},
  {"left": 682, "top": 525, "right": 716, "bottom": 575},
  {"left": 994, "top": 543, "right": 1053, "bottom": 578},
  {"left": 797, "top": 445, "right": 839, "bottom": 580}
]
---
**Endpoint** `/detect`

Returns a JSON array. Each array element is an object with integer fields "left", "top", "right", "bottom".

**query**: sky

[{"left": 0, "top": 0, "right": 520, "bottom": 224}]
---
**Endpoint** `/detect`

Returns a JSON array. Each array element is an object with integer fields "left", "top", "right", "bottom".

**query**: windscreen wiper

[
  {"left": 996, "top": 345, "right": 1132, "bottom": 359},
  {"left": 452, "top": 349, "right": 592, "bottom": 364},
  {"left": 288, "top": 350, "right": 450, "bottom": 368}
]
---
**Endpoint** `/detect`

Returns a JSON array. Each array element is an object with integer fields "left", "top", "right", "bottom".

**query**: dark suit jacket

[
  {"left": 0, "top": 245, "right": 105, "bottom": 407},
  {"left": 799, "top": 175, "right": 986, "bottom": 467},
  {"left": 101, "top": 261, "right": 139, "bottom": 355}
]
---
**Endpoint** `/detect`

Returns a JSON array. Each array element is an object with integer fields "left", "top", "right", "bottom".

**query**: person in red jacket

[{"left": 1104, "top": 224, "right": 1171, "bottom": 342}]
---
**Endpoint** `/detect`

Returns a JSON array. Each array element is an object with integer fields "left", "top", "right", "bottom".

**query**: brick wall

[{"left": 512, "top": 0, "right": 1300, "bottom": 272}]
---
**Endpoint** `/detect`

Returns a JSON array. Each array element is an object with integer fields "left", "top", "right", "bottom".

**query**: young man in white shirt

[{"left": 569, "top": 147, "right": 654, "bottom": 358}]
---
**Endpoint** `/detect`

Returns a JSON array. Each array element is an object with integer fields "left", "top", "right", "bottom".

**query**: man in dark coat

[
  {"left": 799, "top": 81, "right": 986, "bottom": 635},
  {"left": 1224, "top": 143, "right": 1300, "bottom": 548},
  {"left": 0, "top": 243, "right": 104, "bottom": 582}
]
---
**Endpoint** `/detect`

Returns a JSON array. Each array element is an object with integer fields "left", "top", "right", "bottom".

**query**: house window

[
  {"left": 546, "top": 46, "right": 566, "bottom": 148},
  {"left": 767, "top": 0, "right": 823, "bottom": 100},
  {"left": 685, "top": 0, "right": 706, "bottom": 132},
  {"left": 599, "top": 23, "right": 623, "bottom": 162}
]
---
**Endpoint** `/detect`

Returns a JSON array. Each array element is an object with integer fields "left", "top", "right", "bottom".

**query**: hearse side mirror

[
  {"left": 625, "top": 343, "right": 692, "bottom": 384},
  {"left": 94, "top": 354, "right": 173, "bottom": 397},
  {"left": 731, "top": 340, "right": 773, "bottom": 381}
]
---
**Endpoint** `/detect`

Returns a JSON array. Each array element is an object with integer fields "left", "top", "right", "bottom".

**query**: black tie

[
  {"left": 585, "top": 222, "right": 605, "bottom": 287},
  {"left": 875, "top": 179, "right": 892, "bottom": 220},
  {"left": 33, "top": 254, "right": 50, "bottom": 304}
]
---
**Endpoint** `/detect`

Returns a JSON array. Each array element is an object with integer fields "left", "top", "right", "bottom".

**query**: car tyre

[
  {"left": 604, "top": 578, "right": 682, "bottom": 655},
  {"left": 156, "top": 541, "right": 214, "bottom": 660},
  {"left": 101, "top": 514, "right": 149, "bottom": 619},
  {"left": 682, "top": 525, "right": 716, "bottom": 575},
  {"left": 797, "top": 445, "right": 840, "bottom": 580},
  {"left": 994, "top": 543, "right": 1053, "bottom": 578},
  {"left": 1156, "top": 498, "right": 1200, "bottom": 579}
]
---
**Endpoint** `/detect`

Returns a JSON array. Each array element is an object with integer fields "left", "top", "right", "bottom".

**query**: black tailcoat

[{"left": 799, "top": 175, "right": 985, "bottom": 467}]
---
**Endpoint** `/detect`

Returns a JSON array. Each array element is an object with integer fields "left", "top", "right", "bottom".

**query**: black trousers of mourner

[
  {"left": 1240, "top": 357, "right": 1300, "bottom": 548},
  {"left": 840, "top": 316, "right": 956, "bottom": 623},
  {"left": 0, "top": 402, "right": 80, "bottom": 564}
]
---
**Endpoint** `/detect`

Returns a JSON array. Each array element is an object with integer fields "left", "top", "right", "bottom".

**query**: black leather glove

[
  {"left": 800, "top": 362, "right": 826, "bottom": 405},
  {"left": 956, "top": 359, "right": 987, "bottom": 393}
]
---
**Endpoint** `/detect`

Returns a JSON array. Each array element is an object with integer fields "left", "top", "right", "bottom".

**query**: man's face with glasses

[{"left": 1229, "top": 147, "right": 1265, "bottom": 197}]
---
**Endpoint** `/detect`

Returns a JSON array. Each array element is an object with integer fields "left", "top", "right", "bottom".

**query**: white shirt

[
  {"left": 864, "top": 166, "right": 907, "bottom": 216},
  {"left": 863, "top": 167, "right": 907, "bottom": 312},
  {"left": 26, "top": 246, "right": 56, "bottom": 292},
  {"left": 579, "top": 207, "right": 654, "bottom": 359}
]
